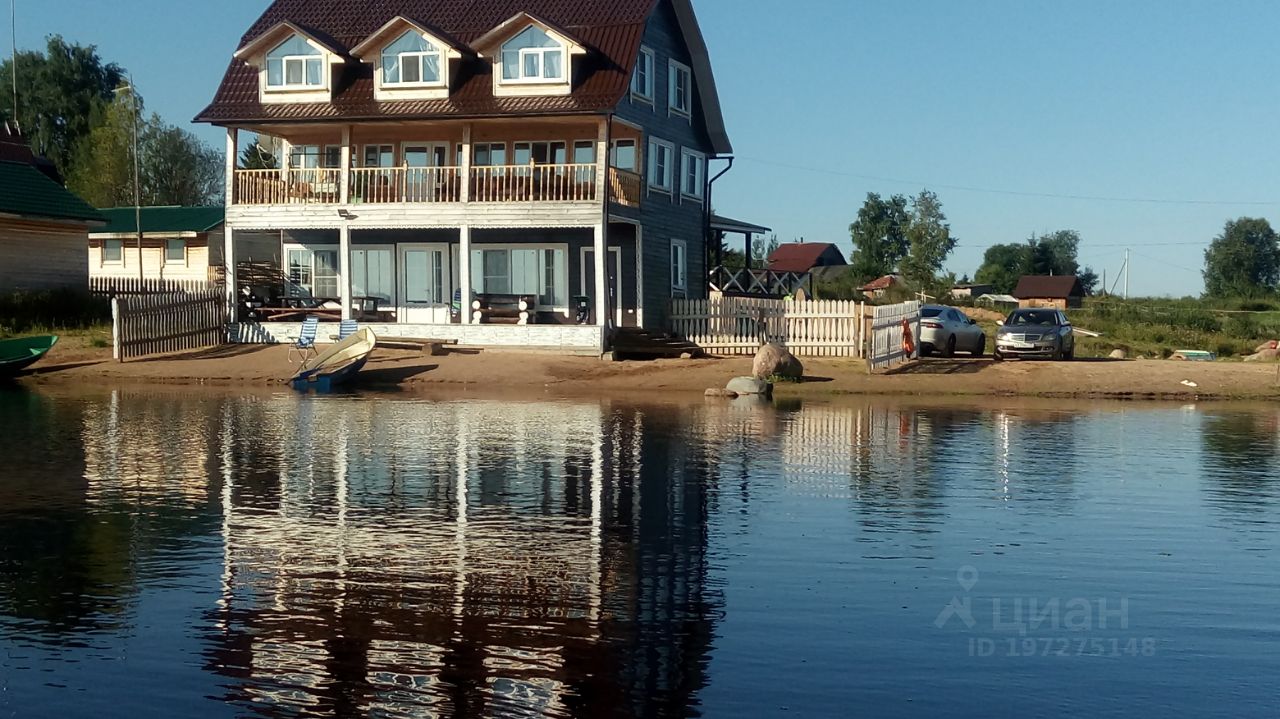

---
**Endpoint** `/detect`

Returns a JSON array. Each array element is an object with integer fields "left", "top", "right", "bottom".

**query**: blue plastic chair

[
  {"left": 337, "top": 319, "right": 359, "bottom": 341},
  {"left": 289, "top": 315, "right": 320, "bottom": 364}
]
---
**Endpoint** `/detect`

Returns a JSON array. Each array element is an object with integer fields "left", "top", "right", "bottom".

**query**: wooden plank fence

[
  {"left": 867, "top": 301, "right": 921, "bottom": 371},
  {"left": 111, "top": 288, "right": 227, "bottom": 362},
  {"left": 669, "top": 296, "right": 868, "bottom": 357},
  {"left": 91, "top": 276, "right": 221, "bottom": 296}
]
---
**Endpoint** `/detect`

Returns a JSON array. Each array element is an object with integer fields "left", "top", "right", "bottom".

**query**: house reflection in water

[{"left": 201, "top": 397, "right": 718, "bottom": 718}]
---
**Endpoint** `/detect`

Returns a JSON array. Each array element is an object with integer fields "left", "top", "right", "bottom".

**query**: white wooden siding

[
  {"left": 0, "top": 219, "right": 90, "bottom": 291},
  {"left": 227, "top": 201, "right": 602, "bottom": 231}
]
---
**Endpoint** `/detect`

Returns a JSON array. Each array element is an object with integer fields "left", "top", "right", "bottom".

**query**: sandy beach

[{"left": 15, "top": 336, "right": 1280, "bottom": 401}]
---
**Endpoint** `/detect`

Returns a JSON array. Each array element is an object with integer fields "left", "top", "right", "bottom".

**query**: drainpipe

[{"left": 705, "top": 156, "right": 734, "bottom": 276}]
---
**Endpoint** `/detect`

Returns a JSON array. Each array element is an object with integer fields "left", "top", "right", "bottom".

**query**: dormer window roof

[
  {"left": 501, "top": 26, "right": 563, "bottom": 83},
  {"left": 382, "top": 31, "right": 444, "bottom": 86},
  {"left": 266, "top": 35, "right": 323, "bottom": 89}
]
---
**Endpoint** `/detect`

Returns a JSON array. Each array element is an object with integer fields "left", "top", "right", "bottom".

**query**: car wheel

[
  {"left": 920, "top": 343, "right": 933, "bottom": 358},
  {"left": 1051, "top": 342, "right": 1063, "bottom": 361},
  {"left": 993, "top": 351, "right": 1003, "bottom": 362},
  {"left": 1064, "top": 347, "right": 1074, "bottom": 361},
  {"left": 944, "top": 335, "right": 957, "bottom": 358},
  {"left": 973, "top": 335, "right": 985, "bottom": 357}
]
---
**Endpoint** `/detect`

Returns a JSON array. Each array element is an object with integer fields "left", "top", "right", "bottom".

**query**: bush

[{"left": 0, "top": 289, "right": 111, "bottom": 336}]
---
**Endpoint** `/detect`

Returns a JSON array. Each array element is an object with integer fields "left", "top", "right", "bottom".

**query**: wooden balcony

[
  {"left": 608, "top": 167, "right": 642, "bottom": 208},
  {"left": 232, "top": 164, "right": 605, "bottom": 206}
]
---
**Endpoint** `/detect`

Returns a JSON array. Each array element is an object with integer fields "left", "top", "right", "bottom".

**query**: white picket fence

[
  {"left": 669, "top": 297, "right": 868, "bottom": 357},
  {"left": 91, "top": 276, "right": 221, "bottom": 296},
  {"left": 867, "top": 301, "right": 922, "bottom": 371},
  {"left": 111, "top": 289, "right": 227, "bottom": 362}
]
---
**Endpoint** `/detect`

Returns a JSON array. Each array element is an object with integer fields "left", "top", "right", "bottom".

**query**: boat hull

[
  {"left": 0, "top": 336, "right": 58, "bottom": 377},
  {"left": 289, "top": 328, "right": 376, "bottom": 392}
]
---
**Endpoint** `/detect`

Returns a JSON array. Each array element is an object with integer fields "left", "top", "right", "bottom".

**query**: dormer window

[
  {"left": 266, "top": 35, "right": 323, "bottom": 89},
  {"left": 501, "top": 26, "right": 564, "bottom": 83},
  {"left": 382, "top": 31, "right": 443, "bottom": 86}
]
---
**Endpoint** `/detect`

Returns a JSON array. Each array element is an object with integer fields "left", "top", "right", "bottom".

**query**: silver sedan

[{"left": 919, "top": 305, "right": 986, "bottom": 357}]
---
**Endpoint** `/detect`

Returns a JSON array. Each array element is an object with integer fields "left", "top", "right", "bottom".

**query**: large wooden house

[{"left": 198, "top": 0, "right": 732, "bottom": 351}]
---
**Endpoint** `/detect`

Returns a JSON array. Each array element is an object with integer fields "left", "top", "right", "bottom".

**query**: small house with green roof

[
  {"left": 0, "top": 125, "right": 104, "bottom": 292},
  {"left": 89, "top": 206, "right": 229, "bottom": 286}
]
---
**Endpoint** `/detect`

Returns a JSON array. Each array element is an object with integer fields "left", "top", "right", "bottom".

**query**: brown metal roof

[
  {"left": 767, "top": 243, "right": 846, "bottom": 274},
  {"left": 1012, "top": 275, "right": 1084, "bottom": 299},
  {"left": 196, "top": 0, "right": 657, "bottom": 125}
]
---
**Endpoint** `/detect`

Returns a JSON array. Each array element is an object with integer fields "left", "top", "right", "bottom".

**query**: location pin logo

[{"left": 957, "top": 566, "right": 980, "bottom": 592}]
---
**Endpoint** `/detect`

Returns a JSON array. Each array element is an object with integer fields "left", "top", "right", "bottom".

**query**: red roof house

[{"left": 766, "top": 243, "right": 847, "bottom": 275}]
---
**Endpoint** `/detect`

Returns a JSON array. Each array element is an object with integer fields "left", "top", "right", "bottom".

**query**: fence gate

[
  {"left": 669, "top": 297, "right": 867, "bottom": 357},
  {"left": 867, "top": 301, "right": 921, "bottom": 371},
  {"left": 112, "top": 289, "right": 227, "bottom": 362}
]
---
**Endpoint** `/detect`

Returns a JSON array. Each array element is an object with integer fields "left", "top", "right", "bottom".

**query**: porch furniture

[
  {"left": 472, "top": 294, "right": 536, "bottom": 325},
  {"left": 332, "top": 319, "right": 359, "bottom": 342},
  {"left": 289, "top": 316, "right": 321, "bottom": 364}
]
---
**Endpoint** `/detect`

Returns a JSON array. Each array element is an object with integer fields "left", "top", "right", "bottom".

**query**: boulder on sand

[
  {"left": 753, "top": 343, "right": 804, "bottom": 381},
  {"left": 1245, "top": 348, "right": 1280, "bottom": 363},
  {"left": 1255, "top": 341, "right": 1279, "bottom": 354},
  {"left": 727, "top": 376, "right": 773, "bottom": 397},
  {"left": 1109, "top": 349, "right": 1127, "bottom": 360}
]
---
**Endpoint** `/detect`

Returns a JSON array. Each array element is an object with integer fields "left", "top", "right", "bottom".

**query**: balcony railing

[
  {"left": 608, "top": 167, "right": 642, "bottom": 208},
  {"left": 235, "top": 168, "right": 342, "bottom": 205},
  {"left": 232, "top": 164, "right": 604, "bottom": 206},
  {"left": 350, "top": 167, "right": 462, "bottom": 204},
  {"left": 470, "top": 163, "right": 598, "bottom": 203}
]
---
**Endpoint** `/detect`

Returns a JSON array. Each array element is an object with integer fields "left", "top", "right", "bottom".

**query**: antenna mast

[{"left": 9, "top": 0, "right": 16, "bottom": 127}]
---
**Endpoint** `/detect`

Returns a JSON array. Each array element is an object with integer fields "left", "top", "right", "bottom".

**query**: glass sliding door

[
  {"left": 285, "top": 247, "right": 340, "bottom": 300},
  {"left": 399, "top": 244, "right": 451, "bottom": 324},
  {"left": 350, "top": 248, "right": 394, "bottom": 305}
]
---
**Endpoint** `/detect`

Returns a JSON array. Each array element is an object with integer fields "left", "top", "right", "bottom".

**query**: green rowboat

[{"left": 0, "top": 335, "right": 58, "bottom": 377}]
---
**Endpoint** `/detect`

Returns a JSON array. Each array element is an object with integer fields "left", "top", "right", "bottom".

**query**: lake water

[{"left": 1, "top": 387, "right": 1278, "bottom": 718}]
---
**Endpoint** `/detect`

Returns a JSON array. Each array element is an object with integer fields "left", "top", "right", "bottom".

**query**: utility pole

[
  {"left": 1124, "top": 249, "right": 1130, "bottom": 300},
  {"left": 10, "top": 0, "right": 17, "bottom": 124},
  {"left": 115, "top": 78, "right": 143, "bottom": 282}
]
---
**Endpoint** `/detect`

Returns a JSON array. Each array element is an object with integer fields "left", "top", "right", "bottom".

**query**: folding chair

[
  {"left": 289, "top": 315, "right": 320, "bottom": 364},
  {"left": 337, "top": 319, "right": 359, "bottom": 341}
]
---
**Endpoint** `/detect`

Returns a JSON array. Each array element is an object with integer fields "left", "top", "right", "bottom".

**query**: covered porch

[{"left": 224, "top": 222, "right": 641, "bottom": 351}]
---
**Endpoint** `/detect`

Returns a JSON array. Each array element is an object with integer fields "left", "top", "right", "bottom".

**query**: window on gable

[
  {"left": 266, "top": 35, "right": 324, "bottom": 89},
  {"left": 647, "top": 139, "right": 674, "bottom": 192},
  {"left": 382, "top": 30, "right": 443, "bottom": 86},
  {"left": 681, "top": 149, "right": 705, "bottom": 199},
  {"left": 668, "top": 60, "right": 692, "bottom": 116},
  {"left": 631, "top": 47, "right": 654, "bottom": 101},
  {"left": 501, "top": 26, "right": 564, "bottom": 83}
]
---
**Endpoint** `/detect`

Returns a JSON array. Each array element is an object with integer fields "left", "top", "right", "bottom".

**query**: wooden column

[
  {"left": 340, "top": 126, "right": 352, "bottom": 204},
  {"left": 460, "top": 123, "right": 472, "bottom": 203},
  {"left": 339, "top": 224, "right": 352, "bottom": 321},
  {"left": 224, "top": 128, "right": 238, "bottom": 324},
  {"left": 459, "top": 225, "right": 473, "bottom": 323},
  {"left": 594, "top": 118, "right": 610, "bottom": 327}
]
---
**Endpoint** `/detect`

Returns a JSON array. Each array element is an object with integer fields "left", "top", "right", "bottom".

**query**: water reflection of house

[{"left": 205, "top": 397, "right": 718, "bottom": 717}]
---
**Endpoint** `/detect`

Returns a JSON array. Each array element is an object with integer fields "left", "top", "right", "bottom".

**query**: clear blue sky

[{"left": 11, "top": 0, "right": 1279, "bottom": 296}]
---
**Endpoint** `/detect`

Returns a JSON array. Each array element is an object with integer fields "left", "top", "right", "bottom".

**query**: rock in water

[
  {"left": 726, "top": 376, "right": 773, "bottom": 397},
  {"left": 1109, "top": 349, "right": 1127, "bottom": 360},
  {"left": 705, "top": 388, "right": 738, "bottom": 398},
  {"left": 753, "top": 343, "right": 804, "bottom": 380}
]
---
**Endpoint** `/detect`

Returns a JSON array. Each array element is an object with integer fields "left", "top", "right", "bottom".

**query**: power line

[{"left": 737, "top": 156, "right": 1278, "bottom": 207}]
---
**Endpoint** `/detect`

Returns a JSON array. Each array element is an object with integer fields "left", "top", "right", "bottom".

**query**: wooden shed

[{"left": 1012, "top": 275, "right": 1085, "bottom": 310}]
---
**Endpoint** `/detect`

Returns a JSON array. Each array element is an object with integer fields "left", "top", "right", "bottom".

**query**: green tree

[
  {"left": 974, "top": 243, "right": 1031, "bottom": 293},
  {"left": 239, "top": 135, "right": 279, "bottom": 170},
  {"left": 68, "top": 90, "right": 223, "bottom": 207},
  {"left": 849, "top": 193, "right": 909, "bottom": 281},
  {"left": 900, "top": 190, "right": 958, "bottom": 289},
  {"left": 1203, "top": 218, "right": 1280, "bottom": 298},
  {"left": 142, "top": 123, "right": 223, "bottom": 206},
  {"left": 752, "top": 233, "right": 781, "bottom": 268},
  {"left": 0, "top": 35, "right": 125, "bottom": 175}
]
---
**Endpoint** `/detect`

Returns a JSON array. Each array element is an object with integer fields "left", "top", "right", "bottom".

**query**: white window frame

[
  {"left": 164, "top": 238, "right": 188, "bottom": 267},
  {"left": 284, "top": 244, "right": 341, "bottom": 299},
  {"left": 467, "top": 243, "right": 570, "bottom": 313},
  {"left": 266, "top": 36, "right": 325, "bottom": 91},
  {"left": 380, "top": 33, "right": 445, "bottom": 88},
  {"left": 671, "top": 239, "right": 688, "bottom": 294},
  {"left": 500, "top": 28, "right": 566, "bottom": 85},
  {"left": 668, "top": 60, "right": 692, "bottom": 118},
  {"left": 102, "top": 239, "right": 124, "bottom": 266},
  {"left": 647, "top": 138, "right": 675, "bottom": 193},
  {"left": 631, "top": 46, "right": 655, "bottom": 103},
  {"left": 681, "top": 148, "right": 705, "bottom": 200}
]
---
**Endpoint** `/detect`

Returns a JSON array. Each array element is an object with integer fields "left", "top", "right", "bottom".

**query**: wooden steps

[{"left": 611, "top": 328, "right": 703, "bottom": 360}]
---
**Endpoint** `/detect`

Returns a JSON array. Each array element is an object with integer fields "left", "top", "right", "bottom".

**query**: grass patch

[
  {"left": 0, "top": 289, "right": 112, "bottom": 339},
  {"left": 1047, "top": 297, "right": 1280, "bottom": 360}
]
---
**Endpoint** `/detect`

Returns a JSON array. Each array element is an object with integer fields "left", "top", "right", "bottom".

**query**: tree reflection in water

[{"left": 1201, "top": 411, "right": 1280, "bottom": 516}]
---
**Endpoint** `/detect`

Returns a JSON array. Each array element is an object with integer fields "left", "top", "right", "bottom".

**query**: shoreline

[{"left": 14, "top": 339, "right": 1280, "bottom": 402}]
